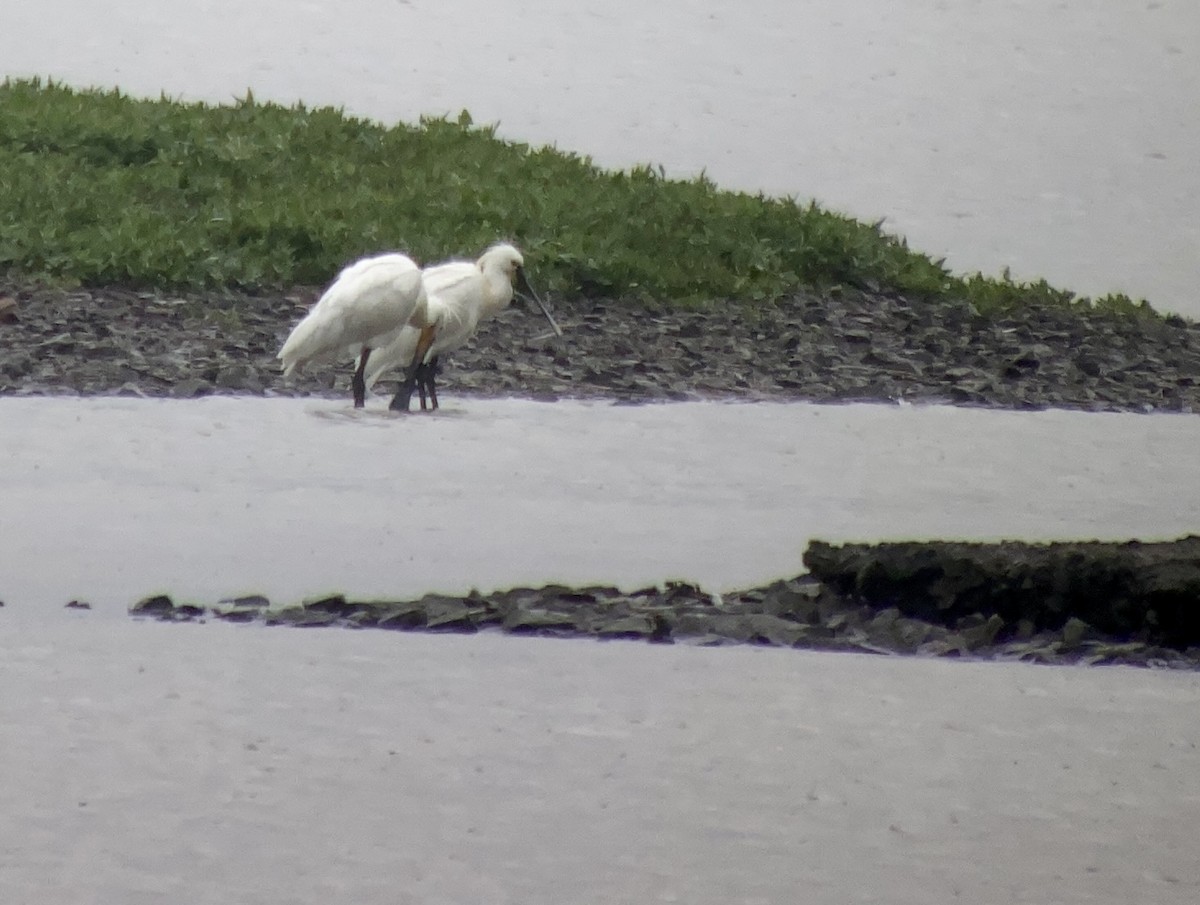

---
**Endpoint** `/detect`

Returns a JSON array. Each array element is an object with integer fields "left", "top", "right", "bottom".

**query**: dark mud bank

[
  {"left": 129, "top": 537, "right": 1200, "bottom": 669},
  {"left": 3, "top": 282, "right": 1199, "bottom": 411}
]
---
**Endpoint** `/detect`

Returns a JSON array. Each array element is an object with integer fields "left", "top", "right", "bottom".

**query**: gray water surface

[
  {"left": 3, "top": 616, "right": 1198, "bottom": 905},
  {"left": 5, "top": 396, "right": 1198, "bottom": 610}
]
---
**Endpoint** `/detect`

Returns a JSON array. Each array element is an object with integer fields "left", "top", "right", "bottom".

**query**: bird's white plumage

[
  {"left": 277, "top": 253, "right": 427, "bottom": 376},
  {"left": 364, "top": 244, "right": 526, "bottom": 389}
]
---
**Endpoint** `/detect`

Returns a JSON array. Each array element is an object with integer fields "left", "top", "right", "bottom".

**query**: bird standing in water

[
  {"left": 365, "top": 243, "right": 562, "bottom": 412},
  {"left": 277, "top": 252, "right": 428, "bottom": 408}
]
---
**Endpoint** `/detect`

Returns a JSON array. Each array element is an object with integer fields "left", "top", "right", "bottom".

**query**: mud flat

[
  {"left": 3, "top": 284, "right": 1198, "bottom": 412},
  {"left": 118, "top": 536, "right": 1199, "bottom": 670}
]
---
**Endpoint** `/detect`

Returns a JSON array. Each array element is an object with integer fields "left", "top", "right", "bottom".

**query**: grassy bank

[{"left": 0, "top": 78, "right": 1149, "bottom": 314}]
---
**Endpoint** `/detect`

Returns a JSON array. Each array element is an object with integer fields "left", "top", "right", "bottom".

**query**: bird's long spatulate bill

[{"left": 517, "top": 268, "right": 564, "bottom": 337}]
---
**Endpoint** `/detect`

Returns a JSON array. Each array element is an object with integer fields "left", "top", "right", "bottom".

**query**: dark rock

[
  {"left": 805, "top": 536, "right": 1200, "bottom": 649},
  {"left": 1014, "top": 619, "right": 1037, "bottom": 640},
  {"left": 212, "top": 595, "right": 271, "bottom": 622},
  {"left": 265, "top": 607, "right": 339, "bottom": 627},
  {"left": 760, "top": 580, "right": 822, "bottom": 622},
  {"left": 737, "top": 614, "right": 811, "bottom": 646},
  {"left": 675, "top": 613, "right": 810, "bottom": 647},
  {"left": 918, "top": 635, "right": 970, "bottom": 658},
  {"left": 961, "top": 614, "right": 1006, "bottom": 650},
  {"left": 301, "top": 594, "right": 360, "bottom": 617},
  {"left": 372, "top": 601, "right": 429, "bottom": 630},
  {"left": 502, "top": 608, "right": 578, "bottom": 635},
  {"left": 866, "top": 608, "right": 940, "bottom": 652},
  {"left": 661, "top": 581, "right": 717, "bottom": 606},
  {"left": 1061, "top": 616, "right": 1098, "bottom": 649},
  {"left": 870, "top": 607, "right": 902, "bottom": 631},
  {"left": 892, "top": 618, "right": 936, "bottom": 650},
  {"left": 64, "top": 600, "right": 92, "bottom": 610},
  {"left": 175, "top": 377, "right": 210, "bottom": 398},
  {"left": 423, "top": 597, "right": 480, "bottom": 632},
  {"left": 593, "top": 613, "right": 671, "bottom": 641},
  {"left": 671, "top": 612, "right": 723, "bottom": 639},
  {"left": 218, "top": 594, "right": 271, "bottom": 609},
  {"left": 112, "top": 537, "right": 1200, "bottom": 669},
  {"left": 214, "top": 363, "right": 263, "bottom": 392},
  {"left": 128, "top": 594, "right": 204, "bottom": 621},
  {"left": 677, "top": 633, "right": 739, "bottom": 647},
  {"left": 130, "top": 594, "right": 176, "bottom": 616}
]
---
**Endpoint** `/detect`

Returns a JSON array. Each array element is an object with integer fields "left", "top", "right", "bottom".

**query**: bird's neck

[{"left": 480, "top": 268, "right": 514, "bottom": 316}]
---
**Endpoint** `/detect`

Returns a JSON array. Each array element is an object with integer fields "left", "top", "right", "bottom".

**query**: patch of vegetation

[{"left": 0, "top": 78, "right": 1155, "bottom": 315}]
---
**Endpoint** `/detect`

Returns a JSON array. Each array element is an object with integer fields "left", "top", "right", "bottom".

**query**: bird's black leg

[
  {"left": 388, "top": 362, "right": 420, "bottom": 412},
  {"left": 352, "top": 346, "right": 370, "bottom": 408},
  {"left": 413, "top": 358, "right": 438, "bottom": 411},
  {"left": 424, "top": 356, "right": 440, "bottom": 411},
  {"left": 389, "top": 326, "right": 436, "bottom": 413}
]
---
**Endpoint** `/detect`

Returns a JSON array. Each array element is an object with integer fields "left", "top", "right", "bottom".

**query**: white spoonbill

[
  {"left": 277, "top": 252, "right": 428, "bottom": 408},
  {"left": 364, "top": 242, "right": 562, "bottom": 412}
]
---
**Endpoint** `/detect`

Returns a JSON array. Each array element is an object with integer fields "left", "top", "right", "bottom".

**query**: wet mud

[
  {"left": 126, "top": 537, "right": 1200, "bottom": 670},
  {"left": 2, "top": 283, "right": 1198, "bottom": 411}
]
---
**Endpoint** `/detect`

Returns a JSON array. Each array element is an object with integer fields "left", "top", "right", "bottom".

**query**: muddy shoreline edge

[
  {"left": 3, "top": 282, "right": 1198, "bottom": 411},
  {"left": 116, "top": 537, "right": 1200, "bottom": 671}
]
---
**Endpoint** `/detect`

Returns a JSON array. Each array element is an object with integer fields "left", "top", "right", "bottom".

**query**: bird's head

[
  {"left": 478, "top": 242, "right": 563, "bottom": 337},
  {"left": 479, "top": 242, "right": 525, "bottom": 284}
]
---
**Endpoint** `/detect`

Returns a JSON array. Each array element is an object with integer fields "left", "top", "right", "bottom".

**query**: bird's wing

[
  {"left": 319, "top": 255, "right": 424, "bottom": 345},
  {"left": 363, "top": 325, "right": 420, "bottom": 389},
  {"left": 278, "top": 254, "right": 422, "bottom": 374}
]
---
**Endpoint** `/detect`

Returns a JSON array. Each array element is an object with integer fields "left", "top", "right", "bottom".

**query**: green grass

[{"left": 0, "top": 78, "right": 1153, "bottom": 315}]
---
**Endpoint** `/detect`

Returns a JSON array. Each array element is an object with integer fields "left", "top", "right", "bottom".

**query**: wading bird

[
  {"left": 365, "top": 243, "right": 562, "bottom": 412},
  {"left": 277, "top": 252, "right": 428, "bottom": 408}
]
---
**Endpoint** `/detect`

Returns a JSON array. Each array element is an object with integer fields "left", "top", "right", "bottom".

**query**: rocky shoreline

[
  {"left": 123, "top": 537, "right": 1200, "bottom": 670},
  {"left": 2, "top": 281, "right": 1198, "bottom": 411}
]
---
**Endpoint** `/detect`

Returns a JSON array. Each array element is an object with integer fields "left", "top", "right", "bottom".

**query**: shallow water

[
  {"left": 3, "top": 399, "right": 1199, "bottom": 903},
  {"left": 3, "top": 0, "right": 1198, "bottom": 316},
  {"left": 2, "top": 620, "right": 1198, "bottom": 905},
  {"left": 4, "top": 396, "right": 1198, "bottom": 611}
]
